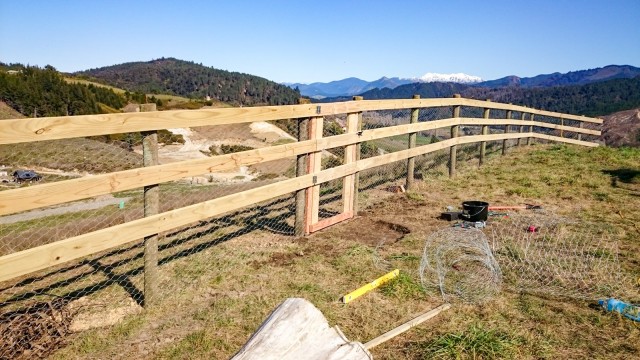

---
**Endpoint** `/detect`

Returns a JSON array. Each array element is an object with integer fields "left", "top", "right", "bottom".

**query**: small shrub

[{"left": 220, "top": 144, "right": 255, "bottom": 154}]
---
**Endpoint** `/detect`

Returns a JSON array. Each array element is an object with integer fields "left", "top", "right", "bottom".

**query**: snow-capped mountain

[
  {"left": 418, "top": 73, "right": 483, "bottom": 84},
  {"left": 288, "top": 72, "right": 483, "bottom": 98}
]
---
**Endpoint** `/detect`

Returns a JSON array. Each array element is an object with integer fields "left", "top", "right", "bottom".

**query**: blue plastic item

[{"left": 598, "top": 298, "right": 640, "bottom": 322}]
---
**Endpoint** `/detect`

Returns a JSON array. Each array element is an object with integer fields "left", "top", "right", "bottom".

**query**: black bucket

[{"left": 459, "top": 201, "right": 489, "bottom": 222}]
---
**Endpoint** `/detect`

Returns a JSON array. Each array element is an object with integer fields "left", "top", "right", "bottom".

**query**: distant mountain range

[
  {"left": 478, "top": 65, "right": 640, "bottom": 88},
  {"left": 286, "top": 73, "right": 482, "bottom": 99},
  {"left": 289, "top": 65, "right": 640, "bottom": 98}
]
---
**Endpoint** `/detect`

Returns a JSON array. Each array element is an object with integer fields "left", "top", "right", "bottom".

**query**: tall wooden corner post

[
  {"left": 342, "top": 96, "right": 361, "bottom": 217},
  {"left": 294, "top": 98, "right": 311, "bottom": 237},
  {"left": 304, "top": 110, "right": 324, "bottom": 234},
  {"left": 479, "top": 100, "right": 491, "bottom": 166},
  {"left": 351, "top": 96, "right": 363, "bottom": 214},
  {"left": 142, "top": 106, "right": 159, "bottom": 308},
  {"left": 449, "top": 94, "right": 461, "bottom": 178},
  {"left": 406, "top": 95, "right": 420, "bottom": 190}
]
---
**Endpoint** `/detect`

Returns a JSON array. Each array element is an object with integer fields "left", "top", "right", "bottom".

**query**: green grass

[
  {"left": 13, "top": 143, "right": 640, "bottom": 360},
  {"left": 379, "top": 271, "right": 425, "bottom": 300},
  {"left": 413, "top": 323, "right": 523, "bottom": 359}
]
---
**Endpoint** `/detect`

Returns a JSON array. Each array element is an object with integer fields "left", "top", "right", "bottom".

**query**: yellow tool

[{"left": 341, "top": 269, "right": 400, "bottom": 304}]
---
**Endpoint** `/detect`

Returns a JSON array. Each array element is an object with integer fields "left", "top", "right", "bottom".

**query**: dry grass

[{"left": 2, "top": 143, "right": 638, "bottom": 359}]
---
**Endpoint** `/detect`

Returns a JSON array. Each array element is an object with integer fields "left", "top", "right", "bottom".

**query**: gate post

[{"left": 294, "top": 98, "right": 310, "bottom": 237}]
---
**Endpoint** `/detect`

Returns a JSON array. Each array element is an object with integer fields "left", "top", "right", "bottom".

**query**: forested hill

[
  {"left": 322, "top": 76, "right": 640, "bottom": 117},
  {"left": 0, "top": 64, "right": 125, "bottom": 117},
  {"left": 75, "top": 58, "right": 301, "bottom": 106},
  {"left": 463, "top": 76, "right": 640, "bottom": 117}
]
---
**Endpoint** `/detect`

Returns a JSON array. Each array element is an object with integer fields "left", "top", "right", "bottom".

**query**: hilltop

[{"left": 75, "top": 58, "right": 301, "bottom": 106}]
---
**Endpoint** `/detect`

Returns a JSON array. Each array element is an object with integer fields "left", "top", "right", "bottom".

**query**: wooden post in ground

[
  {"left": 479, "top": 100, "right": 491, "bottom": 166},
  {"left": 142, "top": 108, "right": 159, "bottom": 308},
  {"left": 560, "top": 117, "right": 564, "bottom": 138},
  {"left": 305, "top": 116, "right": 324, "bottom": 234},
  {"left": 528, "top": 114, "right": 535, "bottom": 145},
  {"left": 449, "top": 94, "right": 461, "bottom": 178},
  {"left": 577, "top": 121, "right": 583, "bottom": 141},
  {"left": 406, "top": 94, "right": 420, "bottom": 190},
  {"left": 343, "top": 97, "right": 360, "bottom": 215},
  {"left": 352, "top": 96, "right": 363, "bottom": 214},
  {"left": 294, "top": 98, "right": 311, "bottom": 237},
  {"left": 517, "top": 112, "right": 526, "bottom": 146},
  {"left": 502, "top": 109, "right": 512, "bottom": 155}
]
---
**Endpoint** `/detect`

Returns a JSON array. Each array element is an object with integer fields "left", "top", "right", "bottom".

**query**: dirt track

[{"left": 0, "top": 196, "right": 131, "bottom": 225}]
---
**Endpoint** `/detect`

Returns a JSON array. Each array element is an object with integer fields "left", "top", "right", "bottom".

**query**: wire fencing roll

[{"left": 418, "top": 211, "right": 632, "bottom": 305}]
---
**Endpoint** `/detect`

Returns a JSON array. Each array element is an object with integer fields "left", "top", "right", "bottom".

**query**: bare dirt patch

[{"left": 320, "top": 217, "right": 411, "bottom": 247}]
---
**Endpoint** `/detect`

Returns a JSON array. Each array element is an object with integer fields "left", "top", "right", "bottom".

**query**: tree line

[{"left": 0, "top": 63, "right": 125, "bottom": 117}]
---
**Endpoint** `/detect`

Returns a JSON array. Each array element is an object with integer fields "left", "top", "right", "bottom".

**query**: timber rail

[{"left": 0, "top": 96, "right": 602, "bottom": 304}]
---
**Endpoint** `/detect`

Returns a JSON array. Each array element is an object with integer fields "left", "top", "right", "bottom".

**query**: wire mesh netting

[
  {"left": 0, "top": 101, "right": 604, "bottom": 358},
  {"left": 420, "top": 227, "right": 502, "bottom": 304},
  {"left": 418, "top": 210, "right": 632, "bottom": 305}
]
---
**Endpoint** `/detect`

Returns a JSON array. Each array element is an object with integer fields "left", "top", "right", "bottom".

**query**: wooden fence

[{"left": 0, "top": 96, "right": 602, "bottom": 305}]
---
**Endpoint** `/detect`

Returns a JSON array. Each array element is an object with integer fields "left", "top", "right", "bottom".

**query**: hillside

[
  {"left": 0, "top": 101, "right": 24, "bottom": 120},
  {"left": 75, "top": 58, "right": 301, "bottom": 106},
  {"left": 478, "top": 65, "right": 640, "bottom": 88},
  {"left": 601, "top": 107, "right": 640, "bottom": 147},
  {"left": 321, "top": 76, "right": 640, "bottom": 117},
  {"left": 0, "top": 64, "right": 125, "bottom": 117},
  {"left": 463, "top": 76, "right": 640, "bottom": 116}
]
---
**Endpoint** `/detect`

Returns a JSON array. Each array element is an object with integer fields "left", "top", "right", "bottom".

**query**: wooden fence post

[
  {"left": 560, "top": 117, "right": 564, "bottom": 138},
  {"left": 406, "top": 94, "right": 420, "bottom": 190},
  {"left": 141, "top": 106, "right": 159, "bottom": 308},
  {"left": 528, "top": 114, "right": 535, "bottom": 145},
  {"left": 449, "top": 94, "right": 461, "bottom": 178},
  {"left": 294, "top": 98, "right": 310, "bottom": 237},
  {"left": 502, "top": 108, "right": 512, "bottom": 155},
  {"left": 479, "top": 100, "right": 491, "bottom": 166},
  {"left": 305, "top": 115, "right": 323, "bottom": 234},
  {"left": 577, "top": 121, "right": 583, "bottom": 141},
  {"left": 517, "top": 112, "right": 526, "bottom": 146},
  {"left": 352, "top": 96, "right": 363, "bottom": 214},
  {"left": 343, "top": 97, "right": 361, "bottom": 215}
]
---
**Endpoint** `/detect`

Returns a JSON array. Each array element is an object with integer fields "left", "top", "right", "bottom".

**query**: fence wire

[{"left": 0, "top": 102, "right": 601, "bottom": 358}]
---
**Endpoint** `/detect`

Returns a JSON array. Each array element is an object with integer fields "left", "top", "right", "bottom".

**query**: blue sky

[{"left": 1, "top": 0, "right": 638, "bottom": 83}]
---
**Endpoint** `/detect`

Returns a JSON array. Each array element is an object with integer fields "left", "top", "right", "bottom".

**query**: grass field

[{"left": 9, "top": 143, "right": 640, "bottom": 359}]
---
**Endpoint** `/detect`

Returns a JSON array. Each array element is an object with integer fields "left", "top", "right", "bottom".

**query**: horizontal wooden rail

[
  {"left": 0, "top": 131, "right": 595, "bottom": 283},
  {"left": 0, "top": 116, "right": 600, "bottom": 216},
  {"left": 0, "top": 98, "right": 602, "bottom": 145}
]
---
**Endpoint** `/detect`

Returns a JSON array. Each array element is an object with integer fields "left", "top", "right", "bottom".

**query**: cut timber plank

[
  {"left": 364, "top": 303, "right": 451, "bottom": 350},
  {"left": 0, "top": 117, "right": 598, "bottom": 217},
  {"left": 308, "top": 211, "right": 354, "bottom": 233},
  {"left": 0, "top": 99, "right": 601, "bottom": 144}
]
